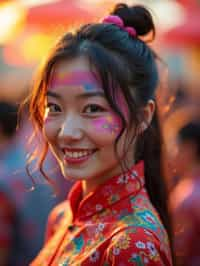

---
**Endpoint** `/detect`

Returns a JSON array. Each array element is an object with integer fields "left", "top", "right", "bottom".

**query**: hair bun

[{"left": 111, "top": 3, "right": 155, "bottom": 40}]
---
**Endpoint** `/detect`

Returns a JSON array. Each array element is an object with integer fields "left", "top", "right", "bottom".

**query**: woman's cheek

[
  {"left": 88, "top": 114, "right": 122, "bottom": 144},
  {"left": 42, "top": 117, "right": 57, "bottom": 142}
]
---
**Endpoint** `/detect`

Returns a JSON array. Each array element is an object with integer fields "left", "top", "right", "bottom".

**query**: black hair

[
  {"left": 0, "top": 101, "right": 18, "bottom": 138},
  {"left": 29, "top": 2, "right": 173, "bottom": 256},
  {"left": 178, "top": 121, "right": 200, "bottom": 159}
]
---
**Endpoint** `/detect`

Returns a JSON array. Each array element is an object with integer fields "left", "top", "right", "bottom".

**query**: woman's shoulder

[
  {"left": 103, "top": 225, "right": 172, "bottom": 265},
  {"left": 103, "top": 191, "right": 172, "bottom": 265},
  {"left": 126, "top": 189, "right": 166, "bottom": 233}
]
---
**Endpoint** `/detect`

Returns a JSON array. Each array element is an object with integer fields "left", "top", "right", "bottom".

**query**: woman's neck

[
  {"left": 82, "top": 169, "right": 118, "bottom": 197},
  {"left": 82, "top": 159, "right": 135, "bottom": 197}
]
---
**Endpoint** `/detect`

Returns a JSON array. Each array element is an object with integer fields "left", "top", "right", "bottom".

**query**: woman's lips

[{"left": 63, "top": 148, "right": 97, "bottom": 164}]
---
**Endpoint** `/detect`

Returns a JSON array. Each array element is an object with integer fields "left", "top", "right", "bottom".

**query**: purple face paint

[
  {"left": 92, "top": 115, "right": 121, "bottom": 136},
  {"left": 49, "top": 71, "right": 100, "bottom": 92}
]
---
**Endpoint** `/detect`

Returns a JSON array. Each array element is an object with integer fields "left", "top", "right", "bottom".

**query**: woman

[{"left": 29, "top": 3, "right": 173, "bottom": 265}]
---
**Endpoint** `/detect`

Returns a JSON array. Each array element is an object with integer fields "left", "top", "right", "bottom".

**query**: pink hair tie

[{"left": 102, "top": 15, "right": 137, "bottom": 38}]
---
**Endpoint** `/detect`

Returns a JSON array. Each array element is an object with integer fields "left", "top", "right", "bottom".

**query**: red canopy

[
  {"left": 26, "top": 0, "right": 95, "bottom": 29},
  {"left": 163, "top": 1, "right": 200, "bottom": 46},
  {"left": 177, "top": 0, "right": 199, "bottom": 10}
]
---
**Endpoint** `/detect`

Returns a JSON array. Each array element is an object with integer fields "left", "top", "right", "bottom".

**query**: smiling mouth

[{"left": 62, "top": 148, "right": 98, "bottom": 163}]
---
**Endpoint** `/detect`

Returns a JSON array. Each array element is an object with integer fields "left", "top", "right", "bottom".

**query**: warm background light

[
  {"left": 19, "top": 0, "right": 60, "bottom": 7},
  {"left": 0, "top": 0, "right": 199, "bottom": 109},
  {"left": 0, "top": 2, "right": 25, "bottom": 44},
  {"left": 3, "top": 31, "right": 57, "bottom": 66}
]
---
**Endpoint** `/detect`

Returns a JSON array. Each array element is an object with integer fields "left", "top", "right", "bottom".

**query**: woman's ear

[{"left": 138, "top": 100, "right": 155, "bottom": 133}]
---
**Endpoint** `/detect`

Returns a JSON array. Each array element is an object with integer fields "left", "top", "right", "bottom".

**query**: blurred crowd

[{"left": 0, "top": 101, "right": 72, "bottom": 265}]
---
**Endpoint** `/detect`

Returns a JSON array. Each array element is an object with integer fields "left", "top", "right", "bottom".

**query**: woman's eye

[
  {"left": 83, "top": 104, "right": 105, "bottom": 114},
  {"left": 46, "top": 103, "right": 61, "bottom": 113}
]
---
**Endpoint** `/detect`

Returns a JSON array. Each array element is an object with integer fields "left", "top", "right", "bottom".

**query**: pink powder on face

[
  {"left": 49, "top": 71, "right": 100, "bottom": 91},
  {"left": 92, "top": 115, "right": 121, "bottom": 136}
]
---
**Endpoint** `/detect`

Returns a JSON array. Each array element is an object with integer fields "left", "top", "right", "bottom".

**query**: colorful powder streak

[
  {"left": 50, "top": 71, "right": 100, "bottom": 91},
  {"left": 92, "top": 115, "right": 121, "bottom": 135}
]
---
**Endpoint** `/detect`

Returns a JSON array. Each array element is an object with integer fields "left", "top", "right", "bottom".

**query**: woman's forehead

[
  {"left": 49, "top": 70, "right": 100, "bottom": 91},
  {"left": 48, "top": 59, "right": 100, "bottom": 90},
  {"left": 48, "top": 57, "right": 128, "bottom": 109}
]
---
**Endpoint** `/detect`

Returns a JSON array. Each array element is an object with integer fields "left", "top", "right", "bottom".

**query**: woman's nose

[{"left": 58, "top": 114, "right": 84, "bottom": 141}]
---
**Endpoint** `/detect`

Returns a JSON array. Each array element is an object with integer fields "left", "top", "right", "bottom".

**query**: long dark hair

[{"left": 28, "top": 2, "right": 173, "bottom": 257}]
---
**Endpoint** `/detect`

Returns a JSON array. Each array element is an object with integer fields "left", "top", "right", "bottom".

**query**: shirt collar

[{"left": 68, "top": 161, "right": 145, "bottom": 221}]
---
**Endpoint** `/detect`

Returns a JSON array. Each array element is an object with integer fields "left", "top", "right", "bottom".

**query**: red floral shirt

[{"left": 31, "top": 161, "right": 172, "bottom": 266}]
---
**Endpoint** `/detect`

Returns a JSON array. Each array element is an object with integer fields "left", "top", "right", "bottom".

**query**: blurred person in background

[
  {"left": 0, "top": 101, "right": 71, "bottom": 266},
  {"left": 170, "top": 121, "right": 200, "bottom": 266}
]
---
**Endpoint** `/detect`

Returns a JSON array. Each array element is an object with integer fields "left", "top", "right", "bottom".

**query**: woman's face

[{"left": 43, "top": 56, "right": 135, "bottom": 183}]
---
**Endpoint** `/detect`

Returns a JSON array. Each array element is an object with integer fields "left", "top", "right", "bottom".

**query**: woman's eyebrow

[
  {"left": 77, "top": 91, "right": 105, "bottom": 99},
  {"left": 46, "top": 91, "right": 61, "bottom": 99}
]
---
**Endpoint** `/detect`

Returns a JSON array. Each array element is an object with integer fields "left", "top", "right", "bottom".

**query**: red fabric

[
  {"left": 31, "top": 161, "right": 172, "bottom": 265},
  {"left": 26, "top": 1, "right": 95, "bottom": 28}
]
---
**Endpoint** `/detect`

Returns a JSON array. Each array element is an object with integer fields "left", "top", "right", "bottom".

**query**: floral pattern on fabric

[
  {"left": 31, "top": 161, "right": 172, "bottom": 266},
  {"left": 103, "top": 227, "right": 168, "bottom": 265}
]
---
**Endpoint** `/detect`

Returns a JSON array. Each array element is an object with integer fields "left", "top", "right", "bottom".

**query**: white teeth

[{"left": 64, "top": 150, "right": 94, "bottom": 159}]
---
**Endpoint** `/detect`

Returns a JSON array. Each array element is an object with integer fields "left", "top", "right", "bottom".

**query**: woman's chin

[{"left": 61, "top": 167, "right": 88, "bottom": 181}]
